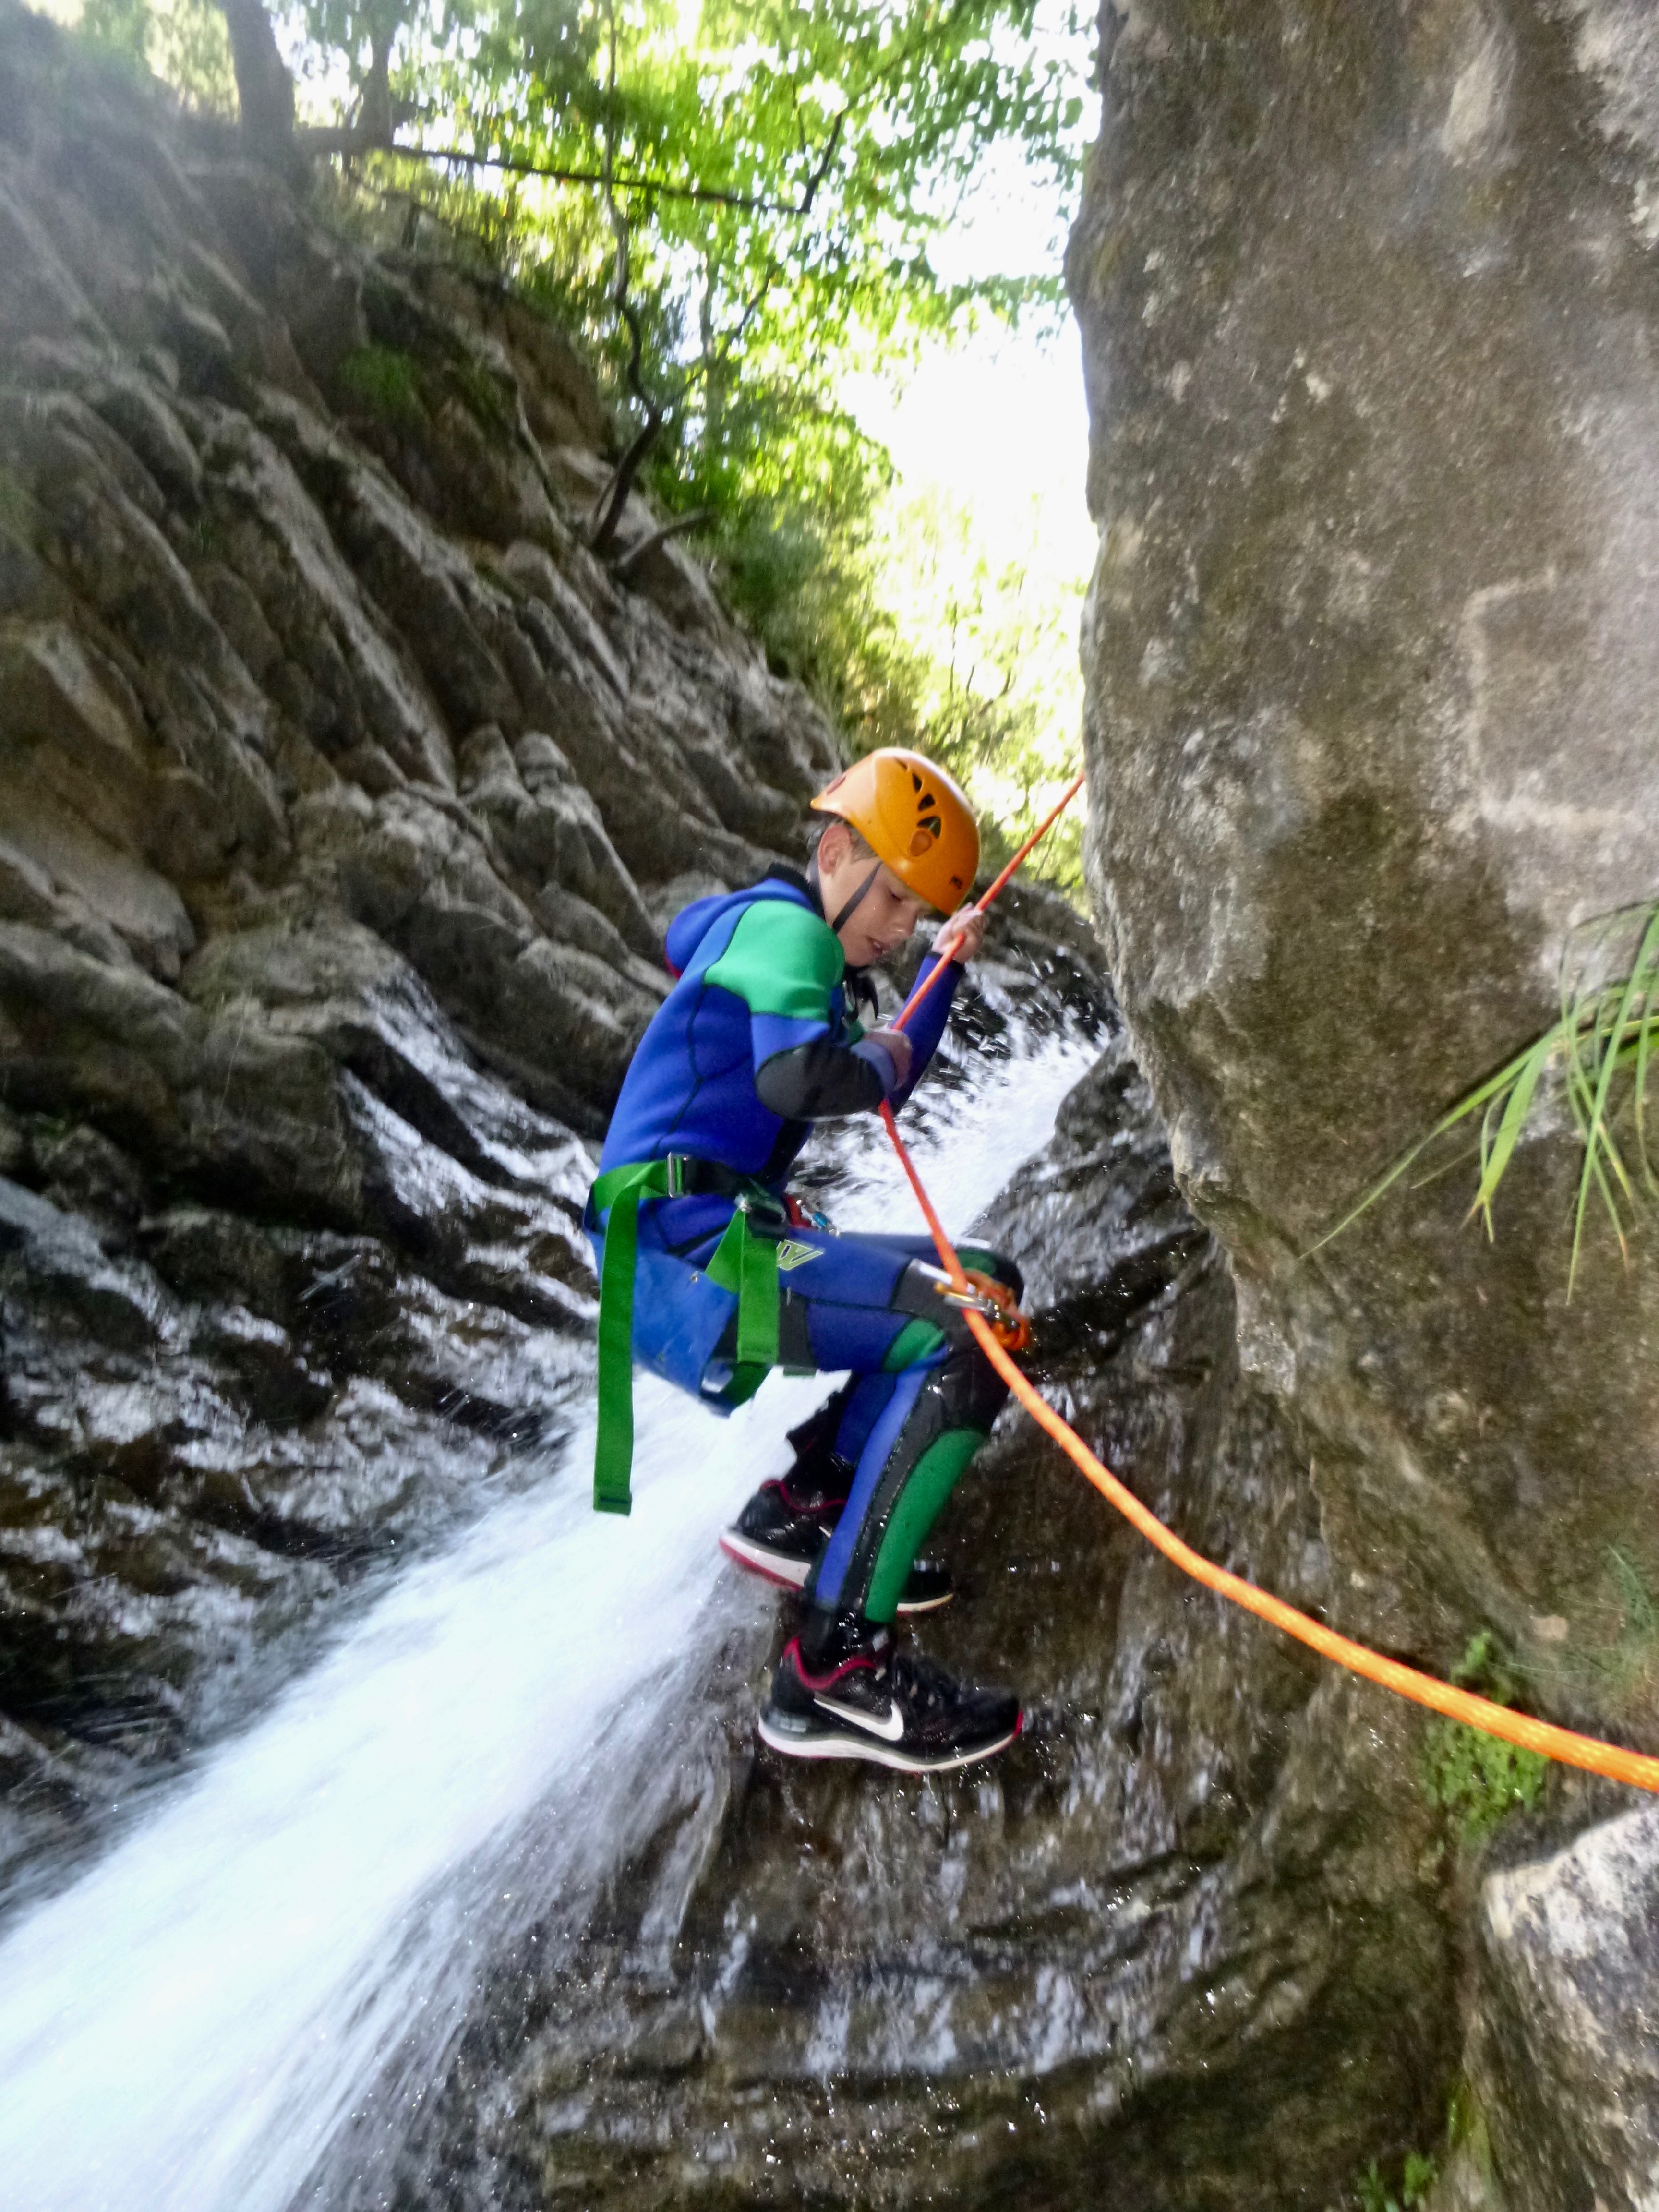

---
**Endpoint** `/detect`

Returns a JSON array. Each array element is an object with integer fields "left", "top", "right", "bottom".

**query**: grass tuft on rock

[
  {"left": 1355, "top": 2150, "right": 1438, "bottom": 2212},
  {"left": 337, "top": 343, "right": 424, "bottom": 424},
  {"left": 1313, "top": 893, "right": 1659, "bottom": 1291}
]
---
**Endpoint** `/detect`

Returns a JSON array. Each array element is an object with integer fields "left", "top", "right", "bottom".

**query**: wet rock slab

[{"left": 358, "top": 1043, "right": 1457, "bottom": 2212}]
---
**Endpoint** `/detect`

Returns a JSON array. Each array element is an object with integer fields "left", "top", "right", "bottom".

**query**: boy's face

[{"left": 817, "top": 821, "right": 931, "bottom": 968}]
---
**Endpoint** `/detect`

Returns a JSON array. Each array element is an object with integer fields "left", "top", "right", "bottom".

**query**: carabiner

[{"left": 918, "top": 1262, "right": 1033, "bottom": 1354}]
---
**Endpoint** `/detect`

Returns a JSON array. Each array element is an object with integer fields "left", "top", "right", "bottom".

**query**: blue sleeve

[
  {"left": 751, "top": 1009, "right": 832, "bottom": 1064},
  {"left": 889, "top": 954, "right": 960, "bottom": 1109}
]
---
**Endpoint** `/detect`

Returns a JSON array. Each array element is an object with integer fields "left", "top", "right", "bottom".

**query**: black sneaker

[
  {"left": 757, "top": 1623, "right": 1022, "bottom": 1774},
  {"left": 720, "top": 1479, "right": 955, "bottom": 1615}
]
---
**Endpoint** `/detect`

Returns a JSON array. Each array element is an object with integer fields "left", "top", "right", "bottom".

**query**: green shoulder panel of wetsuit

[{"left": 704, "top": 898, "right": 860, "bottom": 1032}]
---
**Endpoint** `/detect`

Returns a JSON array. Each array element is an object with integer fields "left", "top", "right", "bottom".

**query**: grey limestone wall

[{"left": 1069, "top": 3, "right": 1659, "bottom": 2202}]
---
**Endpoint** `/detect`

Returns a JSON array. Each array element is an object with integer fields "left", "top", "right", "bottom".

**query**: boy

[{"left": 586, "top": 749, "right": 1025, "bottom": 1773}]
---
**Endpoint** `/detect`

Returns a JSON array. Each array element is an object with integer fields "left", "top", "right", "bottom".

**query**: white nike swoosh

[{"left": 814, "top": 1693, "right": 905, "bottom": 1742}]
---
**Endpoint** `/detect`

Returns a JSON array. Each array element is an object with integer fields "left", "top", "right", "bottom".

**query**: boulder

[{"left": 1472, "top": 1807, "right": 1659, "bottom": 2211}]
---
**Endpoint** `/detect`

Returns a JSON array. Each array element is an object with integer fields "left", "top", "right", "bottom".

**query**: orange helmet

[{"left": 809, "top": 749, "right": 979, "bottom": 913}]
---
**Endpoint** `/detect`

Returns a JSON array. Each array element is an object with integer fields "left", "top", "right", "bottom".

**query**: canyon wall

[
  {"left": 1069, "top": 1, "right": 1659, "bottom": 2202},
  {"left": 0, "top": 0, "right": 849, "bottom": 1879}
]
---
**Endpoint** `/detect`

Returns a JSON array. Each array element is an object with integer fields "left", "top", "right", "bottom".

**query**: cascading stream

[{"left": 0, "top": 1029, "right": 1094, "bottom": 2212}]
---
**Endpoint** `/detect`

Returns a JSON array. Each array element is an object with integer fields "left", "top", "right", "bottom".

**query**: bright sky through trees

[
  {"left": 842, "top": 325, "right": 1092, "bottom": 860},
  {"left": 840, "top": 60, "right": 1094, "bottom": 867}
]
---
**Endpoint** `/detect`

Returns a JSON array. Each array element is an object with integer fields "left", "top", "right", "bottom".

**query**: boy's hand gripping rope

[{"left": 884, "top": 775, "right": 1659, "bottom": 1798}]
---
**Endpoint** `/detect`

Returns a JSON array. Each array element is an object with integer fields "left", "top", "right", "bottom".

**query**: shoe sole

[
  {"left": 756, "top": 1709, "right": 1021, "bottom": 1774},
  {"left": 719, "top": 1529, "right": 953, "bottom": 1616},
  {"left": 720, "top": 1527, "right": 810, "bottom": 1589}
]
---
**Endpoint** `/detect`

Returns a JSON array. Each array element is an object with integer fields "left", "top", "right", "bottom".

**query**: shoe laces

[{"left": 890, "top": 1647, "right": 964, "bottom": 1715}]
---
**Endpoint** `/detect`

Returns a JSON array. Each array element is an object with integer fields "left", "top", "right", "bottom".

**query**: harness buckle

[
  {"left": 664, "top": 1153, "right": 687, "bottom": 1198},
  {"left": 735, "top": 1189, "right": 791, "bottom": 1236}
]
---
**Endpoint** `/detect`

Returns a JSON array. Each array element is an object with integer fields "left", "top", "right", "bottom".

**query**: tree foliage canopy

[
  {"left": 332, "top": 0, "right": 1091, "bottom": 870},
  {"left": 73, "top": 0, "right": 1093, "bottom": 874},
  {"left": 307, "top": 0, "right": 1084, "bottom": 448}
]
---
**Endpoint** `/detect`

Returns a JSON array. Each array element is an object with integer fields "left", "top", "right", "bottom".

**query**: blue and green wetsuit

[{"left": 587, "top": 866, "right": 1019, "bottom": 1626}]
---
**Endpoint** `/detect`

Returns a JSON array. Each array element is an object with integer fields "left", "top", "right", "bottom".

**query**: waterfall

[{"left": 0, "top": 1034, "right": 1092, "bottom": 2212}]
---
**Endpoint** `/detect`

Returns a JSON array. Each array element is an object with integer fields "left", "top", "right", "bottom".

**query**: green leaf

[
  {"left": 1314, "top": 892, "right": 1659, "bottom": 1291},
  {"left": 1466, "top": 1033, "right": 1551, "bottom": 1238}
]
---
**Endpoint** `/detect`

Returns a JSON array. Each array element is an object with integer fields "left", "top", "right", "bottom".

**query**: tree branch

[
  {"left": 701, "top": 261, "right": 777, "bottom": 380},
  {"left": 797, "top": 109, "right": 845, "bottom": 216},
  {"left": 590, "top": 399, "right": 662, "bottom": 553},
  {"left": 217, "top": 0, "right": 295, "bottom": 154},
  {"left": 589, "top": 0, "right": 664, "bottom": 556},
  {"left": 612, "top": 507, "right": 714, "bottom": 575},
  {"left": 302, "top": 130, "right": 796, "bottom": 212},
  {"left": 300, "top": 103, "right": 847, "bottom": 218}
]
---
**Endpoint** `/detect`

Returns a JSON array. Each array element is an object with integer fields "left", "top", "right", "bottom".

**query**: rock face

[
  {"left": 1068, "top": 0, "right": 1659, "bottom": 2201},
  {"left": 364, "top": 1040, "right": 1461, "bottom": 2212},
  {"left": 0, "top": 0, "right": 850, "bottom": 1886}
]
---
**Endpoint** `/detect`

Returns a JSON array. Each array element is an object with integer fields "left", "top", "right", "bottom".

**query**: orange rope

[
  {"left": 880, "top": 1102, "right": 1659, "bottom": 1793},
  {"left": 893, "top": 771, "right": 1088, "bottom": 1040},
  {"left": 875, "top": 767, "right": 1659, "bottom": 1796}
]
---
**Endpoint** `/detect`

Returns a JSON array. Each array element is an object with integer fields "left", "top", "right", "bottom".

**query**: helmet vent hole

[{"left": 911, "top": 771, "right": 922, "bottom": 790}]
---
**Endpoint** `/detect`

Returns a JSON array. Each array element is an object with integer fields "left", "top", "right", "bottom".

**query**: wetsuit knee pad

[
  {"left": 935, "top": 1335, "right": 1009, "bottom": 1433},
  {"left": 817, "top": 1338, "right": 1010, "bottom": 1616},
  {"left": 881, "top": 1264, "right": 1017, "bottom": 1425}
]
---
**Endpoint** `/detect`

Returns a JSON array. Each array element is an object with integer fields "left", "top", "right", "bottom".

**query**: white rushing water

[{"left": 0, "top": 1034, "right": 1093, "bottom": 2212}]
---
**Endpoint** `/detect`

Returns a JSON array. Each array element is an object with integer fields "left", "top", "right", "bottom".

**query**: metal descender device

[{"left": 914, "top": 1260, "right": 1033, "bottom": 1354}]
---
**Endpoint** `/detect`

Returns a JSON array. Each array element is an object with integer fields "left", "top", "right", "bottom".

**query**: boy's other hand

[
  {"left": 932, "top": 908, "right": 986, "bottom": 966},
  {"left": 866, "top": 1027, "right": 913, "bottom": 1089}
]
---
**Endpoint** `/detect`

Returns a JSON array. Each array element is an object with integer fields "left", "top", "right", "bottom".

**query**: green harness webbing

[{"left": 589, "top": 1160, "right": 782, "bottom": 1516}]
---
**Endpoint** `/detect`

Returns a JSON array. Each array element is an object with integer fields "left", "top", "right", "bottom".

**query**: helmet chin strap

[{"left": 812, "top": 853, "right": 884, "bottom": 938}]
